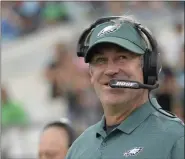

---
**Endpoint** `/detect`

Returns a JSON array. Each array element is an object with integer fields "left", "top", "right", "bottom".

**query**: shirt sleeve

[{"left": 170, "top": 136, "right": 184, "bottom": 159}]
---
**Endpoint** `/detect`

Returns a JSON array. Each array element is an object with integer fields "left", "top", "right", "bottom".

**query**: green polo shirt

[{"left": 65, "top": 98, "right": 184, "bottom": 159}]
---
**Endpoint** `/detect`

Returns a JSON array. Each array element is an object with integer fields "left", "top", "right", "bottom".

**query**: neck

[{"left": 104, "top": 90, "right": 148, "bottom": 126}]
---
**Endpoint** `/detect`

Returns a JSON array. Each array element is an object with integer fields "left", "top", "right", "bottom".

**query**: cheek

[
  {"left": 136, "top": 67, "right": 144, "bottom": 82},
  {"left": 89, "top": 68, "right": 102, "bottom": 85},
  {"left": 129, "top": 64, "right": 143, "bottom": 81},
  {"left": 90, "top": 74, "right": 100, "bottom": 88}
]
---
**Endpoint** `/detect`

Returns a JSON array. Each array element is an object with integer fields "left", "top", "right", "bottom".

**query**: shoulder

[
  {"left": 65, "top": 122, "right": 100, "bottom": 158},
  {"left": 149, "top": 110, "right": 184, "bottom": 138},
  {"left": 74, "top": 122, "right": 99, "bottom": 143}
]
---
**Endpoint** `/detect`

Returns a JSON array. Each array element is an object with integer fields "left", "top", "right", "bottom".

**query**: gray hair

[
  {"left": 113, "top": 15, "right": 152, "bottom": 50},
  {"left": 116, "top": 15, "right": 139, "bottom": 24}
]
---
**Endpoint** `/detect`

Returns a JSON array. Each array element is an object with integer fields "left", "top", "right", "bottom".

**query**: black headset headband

[{"left": 77, "top": 16, "right": 161, "bottom": 85}]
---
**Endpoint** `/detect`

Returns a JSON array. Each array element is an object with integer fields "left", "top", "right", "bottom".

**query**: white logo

[
  {"left": 115, "top": 81, "right": 136, "bottom": 87},
  {"left": 97, "top": 23, "right": 121, "bottom": 37},
  {"left": 123, "top": 147, "right": 143, "bottom": 157}
]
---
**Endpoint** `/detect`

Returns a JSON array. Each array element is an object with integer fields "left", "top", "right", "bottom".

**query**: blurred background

[{"left": 1, "top": 1, "right": 184, "bottom": 159}]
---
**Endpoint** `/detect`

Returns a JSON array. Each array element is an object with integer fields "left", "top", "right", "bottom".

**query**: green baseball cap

[{"left": 84, "top": 20, "right": 147, "bottom": 63}]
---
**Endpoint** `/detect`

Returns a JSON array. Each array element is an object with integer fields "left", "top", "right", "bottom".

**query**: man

[
  {"left": 39, "top": 118, "right": 76, "bottom": 159},
  {"left": 65, "top": 16, "right": 184, "bottom": 159}
]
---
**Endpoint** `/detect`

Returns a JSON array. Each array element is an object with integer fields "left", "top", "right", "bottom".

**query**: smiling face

[{"left": 89, "top": 43, "right": 146, "bottom": 108}]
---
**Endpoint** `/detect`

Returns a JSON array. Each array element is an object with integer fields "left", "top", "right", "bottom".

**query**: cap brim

[{"left": 85, "top": 37, "right": 145, "bottom": 63}]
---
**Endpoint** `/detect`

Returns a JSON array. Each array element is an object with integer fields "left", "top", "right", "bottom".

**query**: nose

[{"left": 104, "top": 61, "right": 120, "bottom": 76}]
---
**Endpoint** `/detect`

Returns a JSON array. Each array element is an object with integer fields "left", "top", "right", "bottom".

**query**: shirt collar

[
  {"left": 96, "top": 116, "right": 107, "bottom": 138},
  {"left": 117, "top": 98, "right": 160, "bottom": 134},
  {"left": 96, "top": 98, "right": 161, "bottom": 137}
]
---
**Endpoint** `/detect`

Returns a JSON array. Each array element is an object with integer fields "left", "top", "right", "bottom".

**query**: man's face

[
  {"left": 39, "top": 127, "right": 69, "bottom": 159},
  {"left": 89, "top": 43, "right": 144, "bottom": 107}
]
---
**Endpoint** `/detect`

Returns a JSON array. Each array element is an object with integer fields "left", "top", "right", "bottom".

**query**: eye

[
  {"left": 118, "top": 55, "right": 127, "bottom": 61},
  {"left": 92, "top": 57, "right": 107, "bottom": 65}
]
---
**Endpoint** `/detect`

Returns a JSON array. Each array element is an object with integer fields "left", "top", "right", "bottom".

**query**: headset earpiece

[
  {"left": 136, "top": 24, "right": 161, "bottom": 85},
  {"left": 77, "top": 28, "right": 91, "bottom": 57},
  {"left": 143, "top": 48, "right": 157, "bottom": 85}
]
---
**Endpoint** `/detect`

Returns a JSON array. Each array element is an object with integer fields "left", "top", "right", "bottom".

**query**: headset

[
  {"left": 77, "top": 16, "right": 177, "bottom": 118},
  {"left": 43, "top": 118, "right": 76, "bottom": 147},
  {"left": 77, "top": 16, "right": 161, "bottom": 87}
]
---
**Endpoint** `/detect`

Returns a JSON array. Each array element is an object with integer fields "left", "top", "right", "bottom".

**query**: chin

[{"left": 101, "top": 94, "right": 127, "bottom": 106}]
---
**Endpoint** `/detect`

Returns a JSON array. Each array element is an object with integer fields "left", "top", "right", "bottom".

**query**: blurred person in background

[
  {"left": 1, "top": 1, "right": 22, "bottom": 41},
  {"left": 13, "top": 1, "right": 44, "bottom": 35},
  {"left": 155, "top": 43, "right": 184, "bottom": 121},
  {"left": 62, "top": 55, "right": 102, "bottom": 130},
  {"left": 41, "top": 1, "right": 70, "bottom": 25},
  {"left": 155, "top": 67, "right": 178, "bottom": 112},
  {"left": 39, "top": 118, "right": 76, "bottom": 159},
  {"left": 45, "top": 42, "right": 69, "bottom": 99},
  {"left": 174, "top": 44, "right": 184, "bottom": 121},
  {"left": 174, "top": 23, "right": 184, "bottom": 44},
  {"left": 45, "top": 42, "right": 102, "bottom": 133},
  {"left": 158, "top": 22, "right": 184, "bottom": 69},
  {"left": 1, "top": 85, "right": 29, "bottom": 128},
  {"left": 176, "top": 44, "right": 184, "bottom": 87},
  {"left": 65, "top": 15, "right": 184, "bottom": 159}
]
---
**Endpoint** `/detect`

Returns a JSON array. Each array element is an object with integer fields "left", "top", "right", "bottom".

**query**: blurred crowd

[
  {"left": 1, "top": 1, "right": 184, "bottom": 159},
  {"left": 2, "top": 1, "right": 184, "bottom": 41},
  {"left": 1, "top": 1, "right": 71, "bottom": 41}
]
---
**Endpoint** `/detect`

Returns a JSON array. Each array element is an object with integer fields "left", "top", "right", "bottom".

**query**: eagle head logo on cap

[{"left": 97, "top": 21, "right": 122, "bottom": 37}]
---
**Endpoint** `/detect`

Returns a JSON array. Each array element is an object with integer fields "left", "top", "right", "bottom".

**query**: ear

[
  {"left": 89, "top": 65, "right": 94, "bottom": 84},
  {"left": 89, "top": 64, "right": 93, "bottom": 76}
]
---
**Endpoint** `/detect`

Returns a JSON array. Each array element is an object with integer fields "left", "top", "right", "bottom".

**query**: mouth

[
  {"left": 103, "top": 81, "right": 110, "bottom": 87},
  {"left": 103, "top": 79, "right": 128, "bottom": 89},
  {"left": 103, "top": 79, "right": 117, "bottom": 87},
  {"left": 105, "top": 82, "right": 109, "bottom": 86}
]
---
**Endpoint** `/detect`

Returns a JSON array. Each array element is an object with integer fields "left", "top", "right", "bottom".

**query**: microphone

[{"left": 109, "top": 79, "right": 159, "bottom": 90}]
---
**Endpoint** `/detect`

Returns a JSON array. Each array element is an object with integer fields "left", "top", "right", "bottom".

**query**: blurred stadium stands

[{"left": 1, "top": 1, "right": 184, "bottom": 159}]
